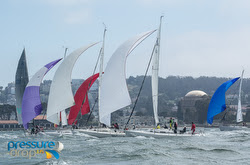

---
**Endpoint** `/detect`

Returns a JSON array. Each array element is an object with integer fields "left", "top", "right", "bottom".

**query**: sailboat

[
  {"left": 78, "top": 29, "right": 156, "bottom": 138},
  {"left": 22, "top": 59, "right": 62, "bottom": 131},
  {"left": 125, "top": 17, "right": 203, "bottom": 138},
  {"left": 70, "top": 28, "right": 124, "bottom": 137},
  {"left": 206, "top": 76, "right": 247, "bottom": 131},
  {"left": 15, "top": 48, "right": 29, "bottom": 125},
  {"left": 215, "top": 71, "right": 249, "bottom": 131},
  {"left": 46, "top": 43, "right": 98, "bottom": 135}
]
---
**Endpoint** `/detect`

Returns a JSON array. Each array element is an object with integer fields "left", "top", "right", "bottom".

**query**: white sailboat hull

[
  {"left": 219, "top": 125, "right": 249, "bottom": 131},
  {"left": 125, "top": 129, "right": 202, "bottom": 138},
  {"left": 77, "top": 128, "right": 125, "bottom": 138}
]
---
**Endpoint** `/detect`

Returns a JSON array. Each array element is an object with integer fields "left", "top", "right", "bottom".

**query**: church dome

[{"left": 185, "top": 90, "right": 207, "bottom": 97}]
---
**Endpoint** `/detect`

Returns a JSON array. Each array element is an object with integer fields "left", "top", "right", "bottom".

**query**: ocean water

[{"left": 0, "top": 128, "right": 250, "bottom": 165}]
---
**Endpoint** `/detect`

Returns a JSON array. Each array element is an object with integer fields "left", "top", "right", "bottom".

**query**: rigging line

[
  {"left": 86, "top": 96, "right": 98, "bottom": 125},
  {"left": 124, "top": 42, "right": 158, "bottom": 130}
]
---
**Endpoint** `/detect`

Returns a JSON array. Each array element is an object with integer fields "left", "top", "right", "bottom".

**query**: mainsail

[
  {"left": 152, "top": 16, "right": 163, "bottom": 126},
  {"left": 47, "top": 43, "right": 98, "bottom": 125},
  {"left": 237, "top": 70, "right": 244, "bottom": 123},
  {"left": 98, "top": 27, "right": 109, "bottom": 124},
  {"left": 99, "top": 30, "right": 156, "bottom": 127},
  {"left": 68, "top": 73, "right": 99, "bottom": 125},
  {"left": 22, "top": 59, "right": 62, "bottom": 129},
  {"left": 207, "top": 77, "right": 240, "bottom": 124},
  {"left": 15, "top": 48, "right": 29, "bottom": 124}
]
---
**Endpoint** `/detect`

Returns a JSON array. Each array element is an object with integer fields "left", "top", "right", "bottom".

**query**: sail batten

[
  {"left": 237, "top": 70, "right": 244, "bottom": 123},
  {"left": 99, "top": 30, "right": 156, "bottom": 127},
  {"left": 22, "top": 59, "right": 62, "bottom": 129},
  {"left": 15, "top": 48, "right": 29, "bottom": 124},
  {"left": 207, "top": 77, "right": 240, "bottom": 124},
  {"left": 47, "top": 43, "right": 98, "bottom": 125}
]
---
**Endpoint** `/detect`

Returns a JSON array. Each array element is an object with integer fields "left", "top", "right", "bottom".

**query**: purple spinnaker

[{"left": 22, "top": 59, "right": 62, "bottom": 129}]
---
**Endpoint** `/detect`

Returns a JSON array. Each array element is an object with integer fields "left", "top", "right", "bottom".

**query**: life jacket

[{"left": 191, "top": 124, "right": 196, "bottom": 130}]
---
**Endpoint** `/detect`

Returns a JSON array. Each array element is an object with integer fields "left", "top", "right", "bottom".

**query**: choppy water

[{"left": 0, "top": 128, "right": 250, "bottom": 165}]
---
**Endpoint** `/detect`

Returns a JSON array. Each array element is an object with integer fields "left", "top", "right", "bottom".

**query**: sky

[{"left": 1, "top": 0, "right": 250, "bottom": 87}]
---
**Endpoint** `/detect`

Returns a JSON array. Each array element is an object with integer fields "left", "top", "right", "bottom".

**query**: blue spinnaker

[{"left": 207, "top": 77, "right": 240, "bottom": 124}]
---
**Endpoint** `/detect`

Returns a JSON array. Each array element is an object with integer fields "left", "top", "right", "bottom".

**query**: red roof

[
  {"left": 0, "top": 120, "right": 18, "bottom": 124},
  {"left": 34, "top": 115, "right": 47, "bottom": 120},
  {"left": 34, "top": 114, "right": 69, "bottom": 120}
]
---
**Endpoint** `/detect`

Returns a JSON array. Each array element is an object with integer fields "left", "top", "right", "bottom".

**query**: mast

[
  {"left": 152, "top": 16, "right": 163, "bottom": 126},
  {"left": 236, "top": 70, "right": 244, "bottom": 123},
  {"left": 98, "top": 25, "right": 109, "bottom": 124}
]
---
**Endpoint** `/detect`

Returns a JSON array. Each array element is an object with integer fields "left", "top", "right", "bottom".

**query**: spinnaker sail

[
  {"left": 47, "top": 43, "right": 98, "bottom": 125},
  {"left": 22, "top": 59, "right": 62, "bottom": 129},
  {"left": 99, "top": 30, "right": 156, "bottom": 127},
  {"left": 68, "top": 73, "right": 99, "bottom": 125},
  {"left": 207, "top": 77, "right": 240, "bottom": 124}
]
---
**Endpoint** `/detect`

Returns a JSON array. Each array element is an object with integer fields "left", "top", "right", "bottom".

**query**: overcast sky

[{"left": 1, "top": 0, "right": 250, "bottom": 87}]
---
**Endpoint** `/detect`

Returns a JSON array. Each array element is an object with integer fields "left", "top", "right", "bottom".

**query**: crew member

[
  {"left": 114, "top": 123, "right": 119, "bottom": 129},
  {"left": 180, "top": 126, "right": 186, "bottom": 134},
  {"left": 156, "top": 123, "right": 161, "bottom": 129},
  {"left": 169, "top": 117, "right": 173, "bottom": 130},
  {"left": 174, "top": 122, "right": 178, "bottom": 133},
  {"left": 191, "top": 122, "right": 196, "bottom": 135}
]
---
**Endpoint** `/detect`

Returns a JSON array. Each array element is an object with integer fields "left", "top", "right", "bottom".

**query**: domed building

[
  {"left": 185, "top": 90, "right": 207, "bottom": 98},
  {"left": 178, "top": 90, "right": 210, "bottom": 124}
]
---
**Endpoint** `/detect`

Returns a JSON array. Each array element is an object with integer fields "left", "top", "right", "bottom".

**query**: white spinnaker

[
  {"left": 152, "top": 17, "right": 163, "bottom": 126},
  {"left": 237, "top": 70, "right": 244, "bottom": 123},
  {"left": 99, "top": 30, "right": 156, "bottom": 127},
  {"left": 47, "top": 43, "right": 98, "bottom": 125}
]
